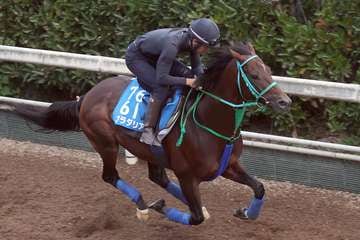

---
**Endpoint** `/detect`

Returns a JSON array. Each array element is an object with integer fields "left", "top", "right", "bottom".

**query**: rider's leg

[
  {"left": 125, "top": 49, "right": 164, "bottom": 144},
  {"left": 126, "top": 50, "right": 187, "bottom": 145},
  {"left": 125, "top": 44, "right": 156, "bottom": 92},
  {"left": 140, "top": 86, "right": 171, "bottom": 144},
  {"left": 140, "top": 94, "right": 163, "bottom": 144}
]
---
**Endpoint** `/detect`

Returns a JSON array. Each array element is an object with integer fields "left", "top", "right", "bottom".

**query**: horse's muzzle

[{"left": 268, "top": 94, "right": 292, "bottom": 112}]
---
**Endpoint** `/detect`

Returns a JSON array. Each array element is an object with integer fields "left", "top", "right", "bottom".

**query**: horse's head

[{"left": 228, "top": 42, "right": 292, "bottom": 112}]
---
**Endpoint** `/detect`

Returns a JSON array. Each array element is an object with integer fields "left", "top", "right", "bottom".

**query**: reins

[{"left": 176, "top": 55, "right": 277, "bottom": 147}]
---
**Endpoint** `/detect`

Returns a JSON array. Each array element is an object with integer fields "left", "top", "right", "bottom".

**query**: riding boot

[{"left": 140, "top": 97, "right": 163, "bottom": 145}]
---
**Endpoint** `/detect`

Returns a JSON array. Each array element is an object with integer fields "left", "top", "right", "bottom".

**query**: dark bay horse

[{"left": 0, "top": 42, "right": 291, "bottom": 225}]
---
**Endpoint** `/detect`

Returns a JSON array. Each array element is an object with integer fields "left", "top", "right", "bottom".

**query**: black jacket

[{"left": 134, "top": 28, "right": 204, "bottom": 85}]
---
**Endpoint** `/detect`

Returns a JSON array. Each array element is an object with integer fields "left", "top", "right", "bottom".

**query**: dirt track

[{"left": 1, "top": 138, "right": 359, "bottom": 240}]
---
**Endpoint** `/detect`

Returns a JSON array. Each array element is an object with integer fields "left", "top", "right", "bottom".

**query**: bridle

[{"left": 176, "top": 55, "right": 278, "bottom": 146}]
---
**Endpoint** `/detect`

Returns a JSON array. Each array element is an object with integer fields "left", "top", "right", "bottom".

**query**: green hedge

[{"left": 1, "top": 0, "right": 359, "bottom": 144}]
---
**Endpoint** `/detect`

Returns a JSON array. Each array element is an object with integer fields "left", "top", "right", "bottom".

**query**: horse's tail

[{"left": 0, "top": 96, "right": 84, "bottom": 131}]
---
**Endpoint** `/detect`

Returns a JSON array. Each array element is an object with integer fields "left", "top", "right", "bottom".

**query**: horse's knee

[
  {"left": 255, "top": 182, "right": 265, "bottom": 199},
  {"left": 148, "top": 167, "right": 169, "bottom": 188},
  {"left": 102, "top": 173, "right": 119, "bottom": 186},
  {"left": 149, "top": 176, "right": 169, "bottom": 188},
  {"left": 149, "top": 174, "right": 169, "bottom": 188},
  {"left": 189, "top": 214, "right": 205, "bottom": 225}
]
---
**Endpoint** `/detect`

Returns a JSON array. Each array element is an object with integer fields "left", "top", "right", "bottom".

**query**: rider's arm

[
  {"left": 190, "top": 51, "right": 204, "bottom": 77},
  {"left": 156, "top": 42, "right": 187, "bottom": 86}
]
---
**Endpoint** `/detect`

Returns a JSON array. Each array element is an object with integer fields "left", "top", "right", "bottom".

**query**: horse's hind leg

[
  {"left": 84, "top": 130, "right": 148, "bottom": 219},
  {"left": 147, "top": 162, "right": 187, "bottom": 205},
  {"left": 223, "top": 155, "right": 265, "bottom": 220}
]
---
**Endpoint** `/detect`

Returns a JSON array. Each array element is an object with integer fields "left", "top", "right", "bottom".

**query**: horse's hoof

[
  {"left": 202, "top": 206, "right": 210, "bottom": 220},
  {"left": 136, "top": 208, "right": 149, "bottom": 221},
  {"left": 148, "top": 199, "right": 166, "bottom": 214},
  {"left": 233, "top": 208, "right": 249, "bottom": 220}
]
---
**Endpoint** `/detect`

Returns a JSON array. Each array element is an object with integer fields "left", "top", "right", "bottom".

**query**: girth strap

[{"left": 207, "top": 143, "right": 234, "bottom": 181}]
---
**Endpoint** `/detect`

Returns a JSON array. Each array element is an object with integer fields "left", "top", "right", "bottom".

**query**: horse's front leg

[
  {"left": 150, "top": 175, "right": 205, "bottom": 225},
  {"left": 222, "top": 155, "right": 265, "bottom": 220},
  {"left": 147, "top": 162, "right": 188, "bottom": 205}
]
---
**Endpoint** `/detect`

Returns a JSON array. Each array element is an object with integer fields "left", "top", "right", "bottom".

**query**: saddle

[{"left": 112, "top": 79, "right": 183, "bottom": 146}]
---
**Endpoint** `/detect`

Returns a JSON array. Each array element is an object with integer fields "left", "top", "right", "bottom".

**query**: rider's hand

[
  {"left": 186, "top": 78, "right": 196, "bottom": 88},
  {"left": 186, "top": 78, "right": 202, "bottom": 90}
]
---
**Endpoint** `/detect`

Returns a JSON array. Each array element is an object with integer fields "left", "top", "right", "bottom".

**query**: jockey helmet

[{"left": 189, "top": 18, "right": 220, "bottom": 47}]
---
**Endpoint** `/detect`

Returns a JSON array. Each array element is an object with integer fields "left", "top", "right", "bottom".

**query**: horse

[{"left": 0, "top": 42, "right": 291, "bottom": 225}]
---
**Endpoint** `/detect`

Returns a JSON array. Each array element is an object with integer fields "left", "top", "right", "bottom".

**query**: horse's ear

[
  {"left": 229, "top": 49, "right": 247, "bottom": 62},
  {"left": 247, "top": 42, "right": 256, "bottom": 55}
]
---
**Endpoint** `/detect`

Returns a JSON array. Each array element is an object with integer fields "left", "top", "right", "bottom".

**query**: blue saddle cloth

[{"left": 112, "top": 79, "right": 182, "bottom": 132}]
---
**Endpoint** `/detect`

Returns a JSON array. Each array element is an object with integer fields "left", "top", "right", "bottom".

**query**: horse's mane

[{"left": 200, "top": 41, "right": 253, "bottom": 89}]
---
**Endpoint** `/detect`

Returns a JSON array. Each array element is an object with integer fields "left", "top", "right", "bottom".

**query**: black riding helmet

[{"left": 189, "top": 18, "right": 220, "bottom": 47}]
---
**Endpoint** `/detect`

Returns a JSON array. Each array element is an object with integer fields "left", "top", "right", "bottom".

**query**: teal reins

[{"left": 176, "top": 55, "right": 277, "bottom": 147}]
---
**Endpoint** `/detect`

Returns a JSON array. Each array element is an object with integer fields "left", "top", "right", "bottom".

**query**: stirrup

[{"left": 140, "top": 127, "right": 156, "bottom": 145}]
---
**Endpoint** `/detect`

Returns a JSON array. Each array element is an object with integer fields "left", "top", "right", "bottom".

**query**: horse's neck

[{"left": 196, "top": 61, "right": 242, "bottom": 138}]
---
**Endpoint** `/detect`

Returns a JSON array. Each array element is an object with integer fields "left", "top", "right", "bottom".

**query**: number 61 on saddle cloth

[{"left": 112, "top": 79, "right": 183, "bottom": 144}]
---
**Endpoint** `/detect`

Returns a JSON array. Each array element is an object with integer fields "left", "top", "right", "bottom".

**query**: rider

[{"left": 125, "top": 18, "right": 220, "bottom": 145}]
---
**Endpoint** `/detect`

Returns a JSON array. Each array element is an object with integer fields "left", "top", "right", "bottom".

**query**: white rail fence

[
  {"left": 0, "top": 95, "right": 359, "bottom": 162},
  {"left": 1, "top": 45, "right": 359, "bottom": 103},
  {"left": 0, "top": 45, "right": 359, "bottom": 162}
]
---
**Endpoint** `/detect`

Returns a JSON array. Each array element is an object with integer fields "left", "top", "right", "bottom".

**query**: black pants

[{"left": 125, "top": 42, "right": 193, "bottom": 102}]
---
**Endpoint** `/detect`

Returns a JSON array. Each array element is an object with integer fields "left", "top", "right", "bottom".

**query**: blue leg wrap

[
  {"left": 244, "top": 196, "right": 265, "bottom": 220},
  {"left": 165, "top": 181, "right": 188, "bottom": 205},
  {"left": 115, "top": 179, "right": 141, "bottom": 203},
  {"left": 164, "top": 207, "right": 191, "bottom": 225}
]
